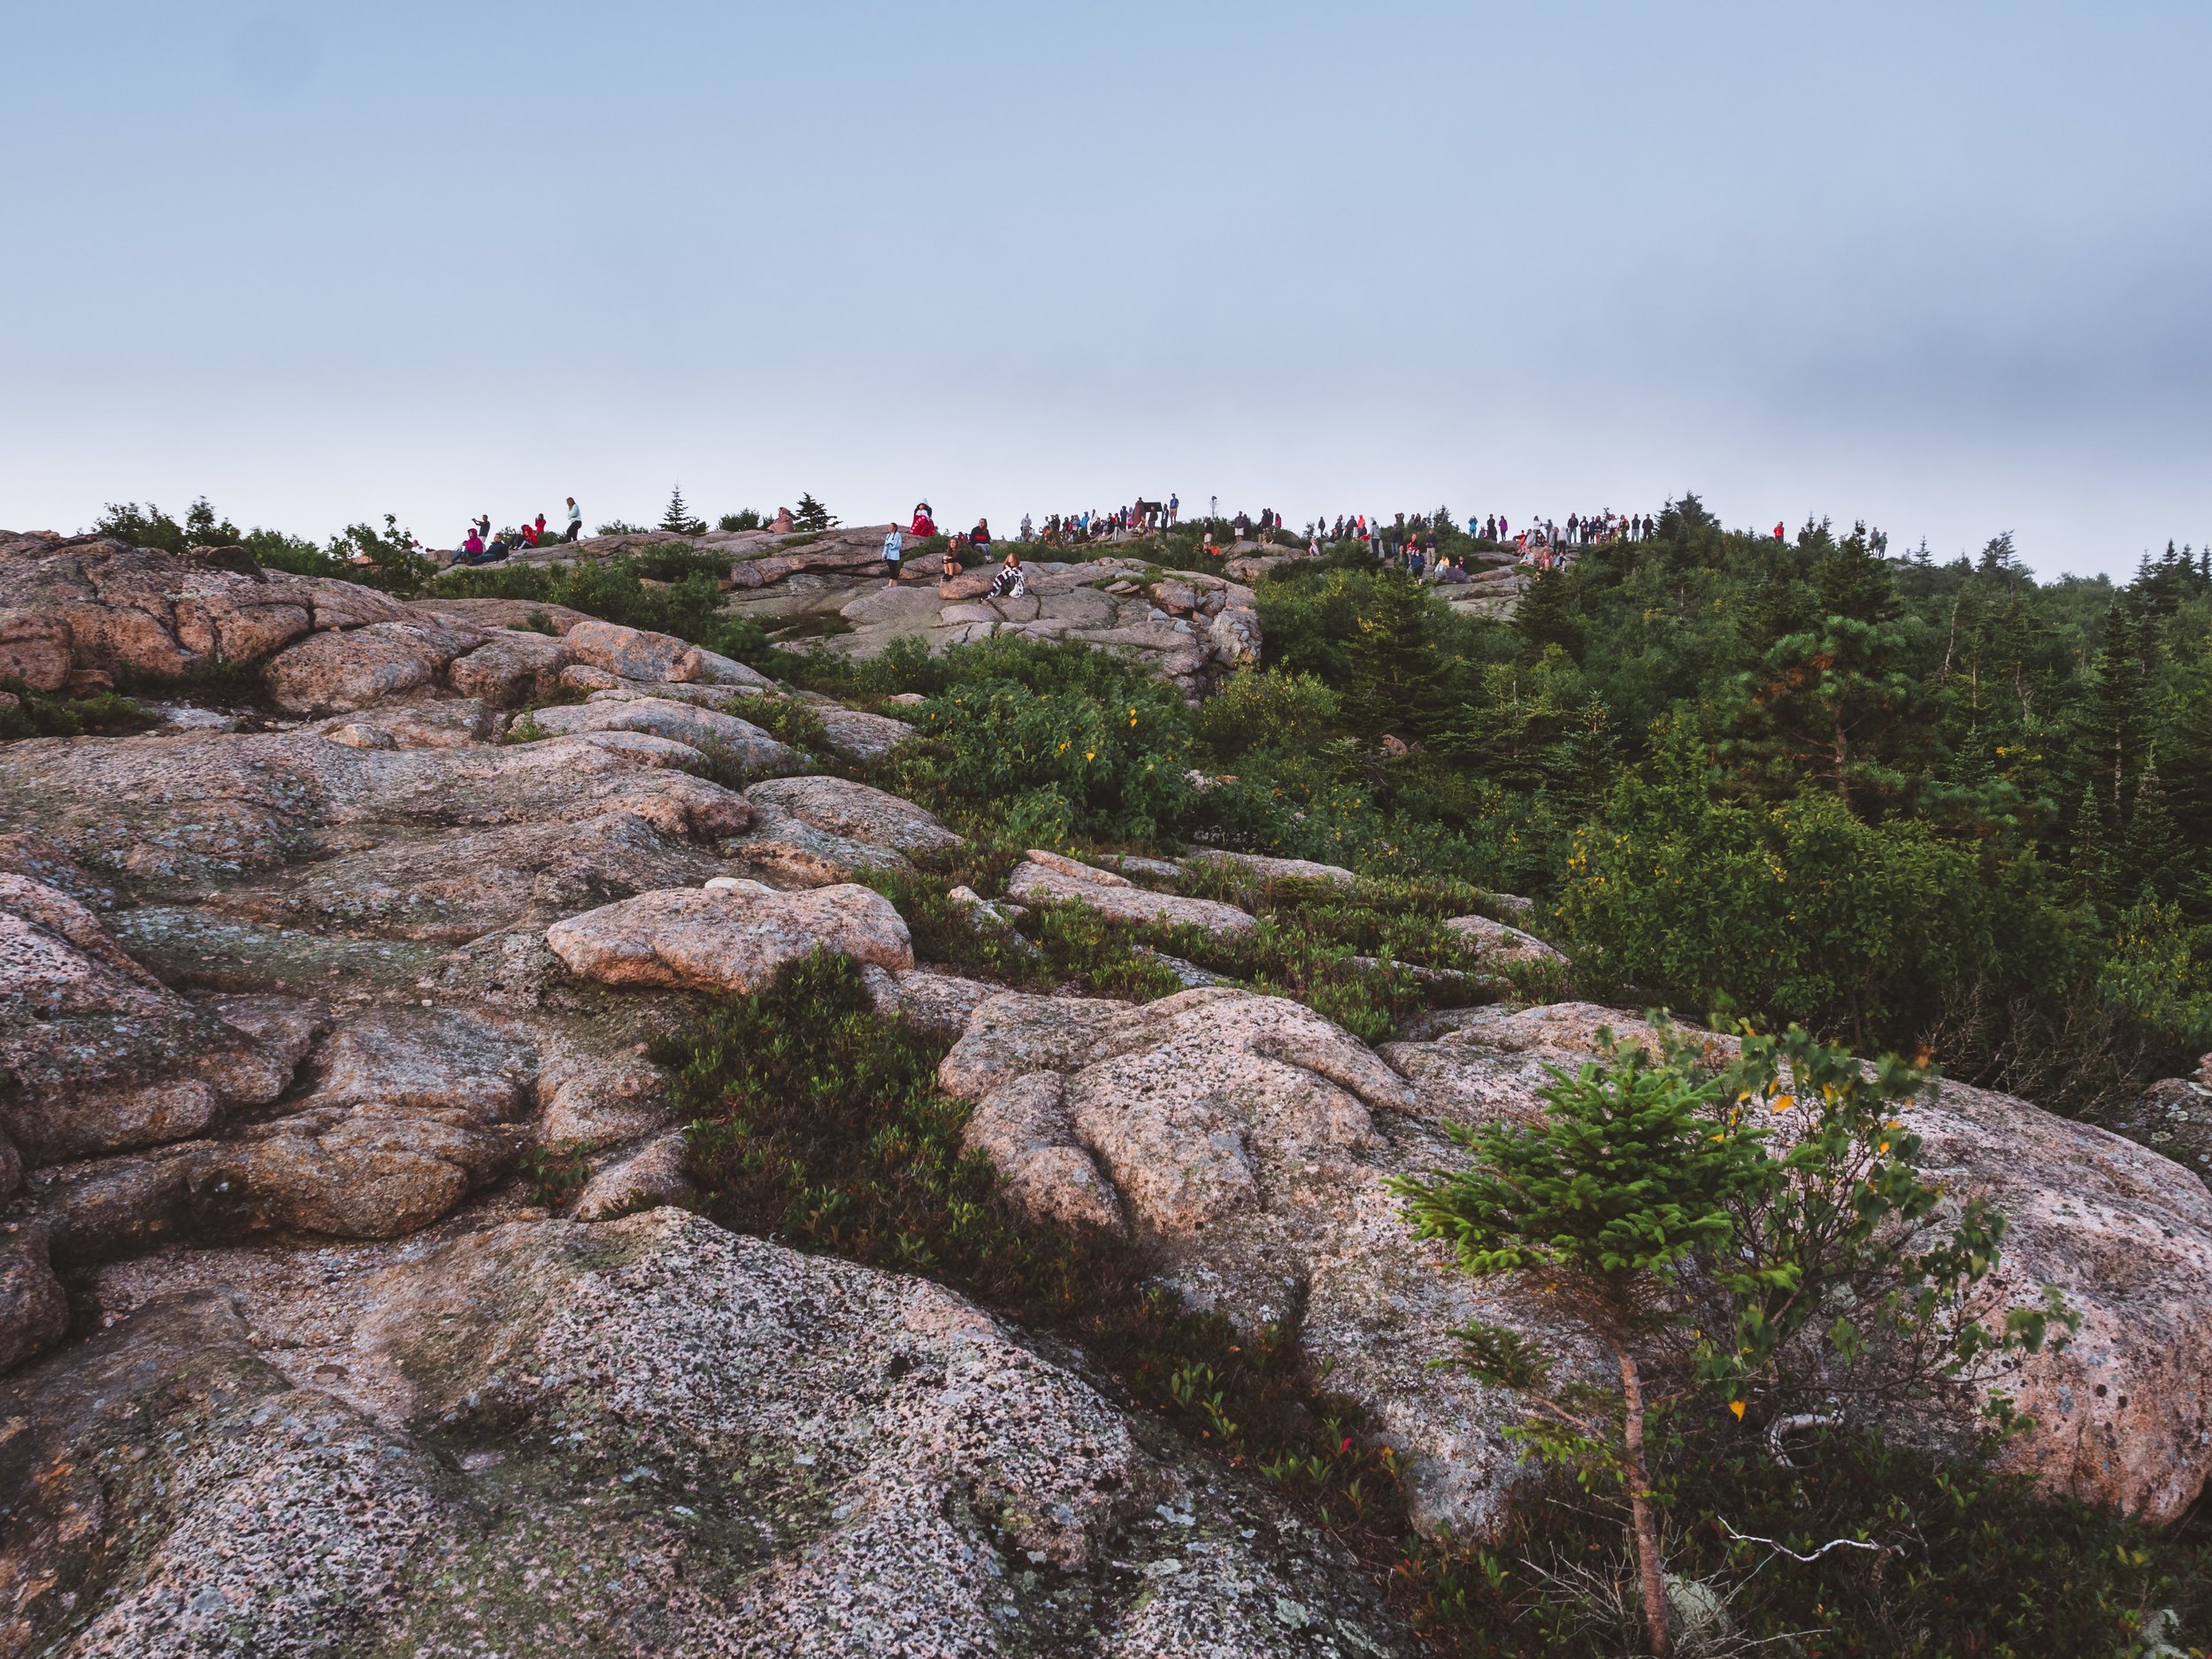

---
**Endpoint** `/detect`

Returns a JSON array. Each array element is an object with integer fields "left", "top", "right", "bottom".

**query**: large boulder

[
  {"left": 1381, "top": 1002, "right": 2212, "bottom": 1527},
  {"left": 547, "top": 880, "right": 914, "bottom": 993},
  {"left": 743, "top": 774, "right": 963, "bottom": 856},
  {"left": 944, "top": 988, "right": 2212, "bottom": 1536},
  {"left": 1183, "top": 850, "right": 1359, "bottom": 889},
  {"left": 940, "top": 986, "right": 1558, "bottom": 1538},
  {"left": 1005, "top": 851, "right": 1258, "bottom": 939},
  {"left": 0, "top": 726, "right": 753, "bottom": 890},
  {"left": 444, "top": 626, "right": 573, "bottom": 706},
  {"left": 529, "top": 695, "right": 801, "bottom": 772},
  {"left": 810, "top": 704, "right": 914, "bottom": 761},
  {"left": 0, "top": 1211, "right": 1412, "bottom": 1655},
  {"left": 0, "top": 542, "right": 317, "bottom": 680},
  {"left": 562, "top": 618, "right": 704, "bottom": 683},
  {"left": 263, "top": 618, "right": 488, "bottom": 713},
  {"left": 0, "top": 875, "right": 295, "bottom": 1164},
  {"left": 1443, "top": 912, "right": 1565, "bottom": 966},
  {"left": 0, "top": 609, "right": 72, "bottom": 692}
]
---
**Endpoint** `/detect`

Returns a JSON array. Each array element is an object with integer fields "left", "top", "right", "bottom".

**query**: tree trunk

[{"left": 1618, "top": 1348, "right": 1671, "bottom": 1655}]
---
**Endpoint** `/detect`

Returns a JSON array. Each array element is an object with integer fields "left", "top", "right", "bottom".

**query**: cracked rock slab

[
  {"left": 546, "top": 880, "right": 914, "bottom": 994},
  {"left": 9, "top": 1210, "right": 1413, "bottom": 1656},
  {"left": 1005, "top": 853, "right": 1258, "bottom": 939}
]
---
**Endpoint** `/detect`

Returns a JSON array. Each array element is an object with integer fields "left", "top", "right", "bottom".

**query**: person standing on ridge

[
  {"left": 881, "top": 523, "right": 903, "bottom": 587},
  {"left": 565, "top": 497, "right": 582, "bottom": 542},
  {"left": 1168, "top": 492, "right": 1179, "bottom": 525}
]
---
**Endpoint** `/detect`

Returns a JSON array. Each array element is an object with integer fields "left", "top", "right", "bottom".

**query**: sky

[{"left": 2, "top": 1, "right": 2207, "bottom": 579}]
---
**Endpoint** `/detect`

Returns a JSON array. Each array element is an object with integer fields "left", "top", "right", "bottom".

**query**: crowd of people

[
  {"left": 448, "top": 497, "right": 585, "bottom": 565},
  {"left": 406, "top": 486, "right": 1699, "bottom": 587}
]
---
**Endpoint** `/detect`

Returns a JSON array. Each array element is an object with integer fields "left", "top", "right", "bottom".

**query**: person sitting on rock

[
  {"left": 910, "top": 502, "right": 938, "bottom": 538},
  {"left": 987, "top": 548, "right": 1026, "bottom": 600},
  {"left": 941, "top": 542, "right": 964, "bottom": 582},
  {"left": 458, "top": 526, "right": 485, "bottom": 563},
  {"left": 971, "top": 517, "right": 992, "bottom": 549},
  {"left": 518, "top": 518, "right": 541, "bottom": 549},
  {"left": 772, "top": 506, "right": 795, "bottom": 534},
  {"left": 485, "top": 529, "right": 511, "bottom": 561}
]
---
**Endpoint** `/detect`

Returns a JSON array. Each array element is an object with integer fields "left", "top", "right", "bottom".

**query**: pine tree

[
  {"left": 659, "top": 486, "right": 707, "bottom": 537},
  {"left": 792, "top": 494, "right": 838, "bottom": 532},
  {"left": 2067, "top": 781, "right": 2114, "bottom": 913},
  {"left": 2122, "top": 761, "right": 2186, "bottom": 905},
  {"left": 1516, "top": 567, "right": 1583, "bottom": 661},
  {"left": 1811, "top": 527, "right": 1899, "bottom": 625},
  {"left": 2083, "top": 603, "right": 2147, "bottom": 821}
]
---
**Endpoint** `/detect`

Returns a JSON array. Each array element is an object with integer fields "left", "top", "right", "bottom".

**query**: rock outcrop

[
  {"left": 727, "top": 555, "right": 1267, "bottom": 698},
  {"left": 943, "top": 989, "right": 2212, "bottom": 1534},
  {"left": 5, "top": 1209, "right": 1411, "bottom": 1656},
  {"left": 547, "top": 880, "right": 915, "bottom": 993},
  {"left": 1442, "top": 912, "right": 1566, "bottom": 966},
  {"left": 527, "top": 693, "right": 802, "bottom": 773},
  {"left": 1004, "top": 850, "right": 1260, "bottom": 939}
]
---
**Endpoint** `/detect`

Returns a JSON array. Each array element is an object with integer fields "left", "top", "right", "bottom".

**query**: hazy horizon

[{"left": 4, "top": 2, "right": 2207, "bottom": 582}]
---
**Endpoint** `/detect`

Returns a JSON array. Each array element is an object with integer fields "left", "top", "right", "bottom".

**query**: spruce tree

[
  {"left": 659, "top": 486, "right": 707, "bottom": 537},
  {"left": 1516, "top": 567, "right": 1583, "bottom": 661},
  {"left": 2084, "top": 603, "right": 2147, "bottom": 820},
  {"left": 1811, "top": 526, "right": 1899, "bottom": 625},
  {"left": 793, "top": 493, "right": 838, "bottom": 532},
  {"left": 2122, "top": 761, "right": 2186, "bottom": 904}
]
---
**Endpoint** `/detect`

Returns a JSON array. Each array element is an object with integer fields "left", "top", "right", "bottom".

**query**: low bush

[
  {"left": 428, "top": 553, "right": 778, "bottom": 668},
  {"left": 671, "top": 952, "right": 1408, "bottom": 1546},
  {"left": 0, "top": 680, "right": 156, "bottom": 741},
  {"left": 1414, "top": 1424, "right": 2209, "bottom": 1657}
]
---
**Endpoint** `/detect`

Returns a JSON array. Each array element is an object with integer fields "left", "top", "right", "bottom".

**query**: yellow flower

[
  {"left": 1085, "top": 750, "right": 1095, "bottom": 761},
  {"left": 1729, "top": 1401, "right": 1747, "bottom": 1421}
]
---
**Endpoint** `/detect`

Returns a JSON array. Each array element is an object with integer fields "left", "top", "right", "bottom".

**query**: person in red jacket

[
  {"left": 910, "top": 502, "right": 938, "bottom": 538},
  {"left": 1773, "top": 522, "right": 1786, "bottom": 541}
]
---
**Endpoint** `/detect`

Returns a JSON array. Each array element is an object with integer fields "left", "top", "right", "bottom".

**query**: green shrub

[
  {"left": 0, "top": 680, "right": 155, "bottom": 741},
  {"left": 429, "top": 555, "right": 776, "bottom": 668},
  {"left": 883, "top": 673, "right": 1194, "bottom": 846},
  {"left": 671, "top": 951, "right": 1407, "bottom": 1543},
  {"left": 1416, "top": 1424, "right": 2208, "bottom": 1657},
  {"left": 1560, "top": 736, "right": 2070, "bottom": 1052}
]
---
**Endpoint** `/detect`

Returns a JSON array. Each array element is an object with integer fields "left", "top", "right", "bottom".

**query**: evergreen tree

[
  {"left": 1516, "top": 567, "right": 1583, "bottom": 661},
  {"left": 659, "top": 486, "right": 707, "bottom": 537},
  {"left": 2121, "top": 761, "right": 2186, "bottom": 905},
  {"left": 793, "top": 493, "right": 838, "bottom": 532},
  {"left": 1394, "top": 1037, "right": 1770, "bottom": 1655},
  {"left": 2081, "top": 603, "right": 2148, "bottom": 821},
  {"left": 1810, "top": 526, "right": 1899, "bottom": 625},
  {"left": 2066, "top": 781, "right": 2114, "bottom": 913},
  {"left": 1724, "top": 614, "right": 1931, "bottom": 811}
]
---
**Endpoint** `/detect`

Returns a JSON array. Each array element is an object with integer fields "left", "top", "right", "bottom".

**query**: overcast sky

[{"left": 3, "top": 2, "right": 2206, "bottom": 577}]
